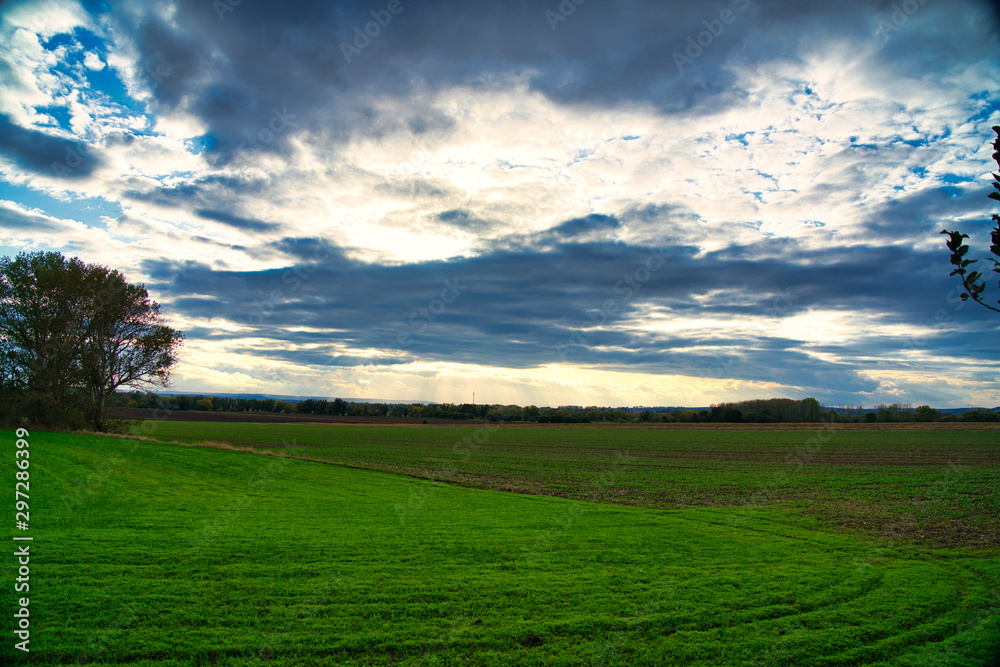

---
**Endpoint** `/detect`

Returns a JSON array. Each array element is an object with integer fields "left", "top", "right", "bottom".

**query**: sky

[{"left": 0, "top": 0, "right": 999, "bottom": 408}]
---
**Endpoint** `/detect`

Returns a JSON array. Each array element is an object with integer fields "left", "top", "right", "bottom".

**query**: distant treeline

[
  {"left": 112, "top": 392, "right": 999, "bottom": 424},
  {"left": 706, "top": 398, "right": 996, "bottom": 423},
  {"left": 707, "top": 398, "right": 824, "bottom": 423}
]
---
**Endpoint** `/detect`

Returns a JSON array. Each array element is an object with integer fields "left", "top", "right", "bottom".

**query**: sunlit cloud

[{"left": 1, "top": 0, "right": 998, "bottom": 407}]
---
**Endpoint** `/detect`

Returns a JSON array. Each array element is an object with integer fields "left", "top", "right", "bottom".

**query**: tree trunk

[{"left": 91, "top": 393, "right": 106, "bottom": 432}]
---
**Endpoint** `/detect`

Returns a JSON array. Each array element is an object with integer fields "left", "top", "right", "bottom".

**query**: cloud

[
  {"left": 140, "top": 226, "right": 992, "bottom": 402},
  {"left": 428, "top": 209, "right": 489, "bottom": 232},
  {"left": 106, "top": 0, "right": 993, "bottom": 162},
  {"left": 195, "top": 209, "right": 281, "bottom": 234},
  {"left": 549, "top": 213, "right": 619, "bottom": 237},
  {"left": 0, "top": 199, "right": 67, "bottom": 231},
  {"left": 0, "top": 113, "right": 102, "bottom": 177},
  {"left": 373, "top": 178, "right": 457, "bottom": 200},
  {"left": 1, "top": 0, "right": 998, "bottom": 407}
]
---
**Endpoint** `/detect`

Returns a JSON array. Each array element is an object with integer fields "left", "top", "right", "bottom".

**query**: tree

[
  {"left": 0, "top": 251, "right": 183, "bottom": 431},
  {"left": 1, "top": 253, "right": 91, "bottom": 425},
  {"left": 961, "top": 408, "right": 998, "bottom": 422},
  {"left": 941, "top": 126, "right": 1000, "bottom": 314},
  {"left": 79, "top": 265, "right": 184, "bottom": 431}
]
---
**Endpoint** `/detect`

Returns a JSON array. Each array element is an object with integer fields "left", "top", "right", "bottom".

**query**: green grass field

[
  {"left": 3, "top": 425, "right": 999, "bottom": 665},
  {"left": 138, "top": 421, "right": 1000, "bottom": 547}
]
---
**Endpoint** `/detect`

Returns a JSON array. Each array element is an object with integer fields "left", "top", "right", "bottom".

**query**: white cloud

[
  {"left": 0, "top": 0, "right": 90, "bottom": 36},
  {"left": 82, "top": 50, "right": 103, "bottom": 71},
  {"left": 1, "top": 0, "right": 998, "bottom": 408},
  {"left": 8, "top": 35, "right": 994, "bottom": 272}
]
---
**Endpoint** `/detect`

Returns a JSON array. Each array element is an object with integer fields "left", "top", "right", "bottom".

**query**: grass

[
  {"left": 138, "top": 421, "right": 1000, "bottom": 547},
  {"left": 3, "top": 428, "right": 999, "bottom": 665}
]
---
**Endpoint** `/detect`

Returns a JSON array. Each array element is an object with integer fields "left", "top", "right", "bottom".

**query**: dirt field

[
  {"left": 113, "top": 407, "right": 1000, "bottom": 430},
  {"left": 111, "top": 407, "right": 458, "bottom": 425}
]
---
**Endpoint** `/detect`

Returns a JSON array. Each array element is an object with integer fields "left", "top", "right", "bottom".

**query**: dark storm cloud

[
  {"left": 108, "top": 0, "right": 998, "bottom": 165},
  {"left": 868, "top": 184, "right": 994, "bottom": 240},
  {"left": 0, "top": 114, "right": 102, "bottom": 178},
  {"left": 0, "top": 204, "right": 64, "bottom": 232},
  {"left": 142, "top": 217, "right": 993, "bottom": 397},
  {"left": 270, "top": 237, "right": 352, "bottom": 264},
  {"left": 549, "top": 214, "right": 619, "bottom": 237},
  {"left": 123, "top": 181, "right": 216, "bottom": 208},
  {"left": 406, "top": 109, "right": 456, "bottom": 136},
  {"left": 121, "top": 176, "right": 280, "bottom": 233},
  {"left": 195, "top": 209, "right": 281, "bottom": 233},
  {"left": 130, "top": 14, "right": 209, "bottom": 110},
  {"left": 2, "top": 0, "right": 996, "bottom": 406}
]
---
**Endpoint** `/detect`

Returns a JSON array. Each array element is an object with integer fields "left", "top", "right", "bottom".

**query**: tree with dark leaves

[
  {"left": 78, "top": 264, "right": 185, "bottom": 431},
  {"left": 0, "top": 251, "right": 183, "bottom": 431}
]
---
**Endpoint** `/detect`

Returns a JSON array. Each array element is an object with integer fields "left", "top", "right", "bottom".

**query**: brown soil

[
  {"left": 111, "top": 408, "right": 1000, "bottom": 431},
  {"left": 110, "top": 407, "right": 462, "bottom": 425}
]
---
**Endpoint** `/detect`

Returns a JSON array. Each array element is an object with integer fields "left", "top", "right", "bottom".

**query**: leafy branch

[{"left": 940, "top": 125, "right": 1000, "bottom": 314}]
